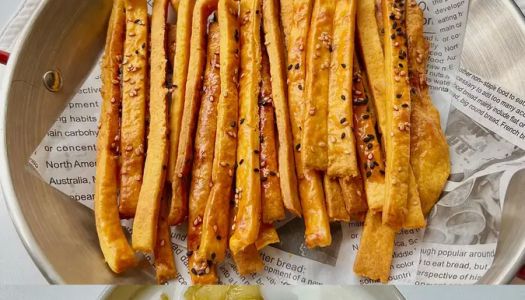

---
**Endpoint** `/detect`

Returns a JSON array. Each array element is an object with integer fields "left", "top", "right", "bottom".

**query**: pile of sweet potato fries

[{"left": 95, "top": 0, "right": 450, "bottom": 284}]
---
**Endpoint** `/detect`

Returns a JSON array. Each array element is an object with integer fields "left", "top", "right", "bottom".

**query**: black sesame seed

[
  {"left": 298, "top": 84, "right": 303, "bottom": 90},
  {"left": 401, "top": 103, "right": 409, "bottom": 108},
  {"left": 341, "top": 132, "right": 346, "bottom": 139},
  {"left": 341, "top": 95, "right": 346, "bottom": 100},
  {"left": 396, "top": 94, "right": 402, "bottom": 99},
  {"left": 341, "top": 63, "right": 347, "bottom": 68},
  {"left": 367, "top": 143, "right": 373, "bottom": 149},
  {"left": 254, "top": 168, "right": 260, "bottom": 172},
  {"left": 239, "top": 159, "right": 244, "bottom": 165},
  {"left": 288, "top": 64, "right": 293, "bottom": 70},
  {"left": 254, "top": 149, "right": 260, "bottom": 154},
  {"left": 366, "top": 171, "right": 372, "bottom": 177},
  {"left": 216, "top": 235, "right": 221, "bottom": 240},
  {"left": 191, "top": 268, "right": 197, "bottom": 275},
  {"left": 362, "top": 114, "right": 370, "bottom": 120},
  {"left": 295, "top": 143, "right": 301, "bottom": 151},
  {"left": 187, "top": 250, "right": 194, "bottom": 257},
  {"left": 340, "top": 117, "right": 347, "bottom": 124},
  {"left": 240, "top": 118, "right": 245, "bottom": 124},
  {"left": 391, "top": 34, "right": 396, "bottom": 39},
  {"left": 294, "top": 63, "right": 300, "bottom": 70}
]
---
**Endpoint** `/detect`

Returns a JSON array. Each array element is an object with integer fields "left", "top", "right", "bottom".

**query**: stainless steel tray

[{"left": 1, "top": 0, "right": 524, "bottom": 284}]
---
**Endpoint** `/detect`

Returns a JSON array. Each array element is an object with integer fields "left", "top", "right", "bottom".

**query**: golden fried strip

[
  {"left": 196, "top": 0, "right": 239, "bottom": 266},
  {"left": 301, "top": 0, "right": 336, "bottom": 171},
  {"left": 233, "top": 244, "right": 264, "bottom": 275},
  {"left": 352, "top": 57, "right": 385, "bottom": 212},
  {"left": 118, "top": 0, "right": 149, "bottom": 218},
  {"left": 154, "top": 197, "right": 177, "bottom": 284},
  {"left": 132, "top": 0, "right": 170, "bottom": 253},
  {"left": 279, "top": 0, "right": 293, "bottom": 49},
  {"left": 230, "top": 0, "right": 263, "bottom": 255},
  {"left": 381, "top": 0, "right": 411, "bottom": 229},
  {"left": 353, "top": 211, "right": 396, "bottom": 283},
  {"left": 255, "top": 223, "right": 280, "bottom": 250},
  {"left": 95, "top": 0, "right": 136, "bottom": 273},
  {"left": 168, "top": 0, "right": 196, "bottom": 182},
  {"left": 259, "top": 44, "right": 285, "bottom": 224},
  {"left": 169, "top": 2, "right": 218, "bottom": 226},
  {"left": 406, "top": 1, "right": 450, "bottom": 215},
  {"left": 167, "top": 24, "right": 177, "bottom": 70},
  {"left": 323, "top": 175, "right": 350, "bottom": 222},
  {"left": 187, "top": 20, "right": 220, "bottom": 256},
  {"left": 327, "top": 0, "right": 358, "bottom": 177},
  {"left": 286, "top": 0, "right": 330, "bottom": 248},
  {"left": 339, "top": 175, "right": 367, "bottom": 218},
  {"left": 356, "top": 0, "right": 387, "bottom": 138},
  {"left": 262, "top": 0, "right": 302, "bottom": 216}
]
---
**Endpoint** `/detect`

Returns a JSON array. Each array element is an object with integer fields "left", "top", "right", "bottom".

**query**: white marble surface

[{"left": 0, "top": 0, "right": 525, "bottom": 296}]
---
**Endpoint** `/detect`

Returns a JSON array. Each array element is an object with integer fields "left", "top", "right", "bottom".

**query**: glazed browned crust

[{"left": 118, "top": 0, "right": 149, "bottom": 218}]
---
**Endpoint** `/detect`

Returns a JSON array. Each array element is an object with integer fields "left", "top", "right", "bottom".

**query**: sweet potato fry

[
  {"left": 167, "top": 24, "right": 177, "bottom": 70},
  {"left": 196, "top": 0, "right": 239, "bottom": 266},
  {"left": 95, "top": 0, "right": 136, "bottom": 273},
  {"left": 327, "top": 0, "right": 358, "bottom": 177},
  {"left": 286, "top": 0, "right": 330, "bottom": 247},
  {"left": 353, "top": 211, "right": 396, "bottom": 283},
  {"left": 381, "top": 0, "right": 411, "bottom": 229},
  {"left": 169, "top": 1, "right": 219, "bottom": 226},
  {"left": 255, "top": 223, "right": 280, "bottom": 250},
  {"left": 352, "top": 57, "right": 385, "bottom": 212},
  {"left": 230, "top": 0, "right": 263, "bottom": 255},
  {"left": 339, "top": 175, "right": 367, "bottom": 219},
  {"left": 168, "top": 0, "right": 196, "bottom": 182},
  {"left": 132, "top": 0, "right": 170, "bottom": 253},
  {"left": 323, "top": 175, "right": 350, "bottom": 222},
  {"left": 154, "top": 196, "right": 177, "bottom": 284},
  {"left": 262, "top": 0, "right": 302, "bottom": 216},
  {"left": 187, "top": 20, "right": 220, "bottom": 256},
  {"left": 259, "top": 44, "right": 285, "bottom": 224},
  {"left": 301, "top": 0, "right": 336, "bottom": 171},
  {"left": 118, "top": 0, "right": 149, "bottom": 218},
  {"left": 356, "top": 0, "right": 387, "bottom": 137},
  {"left": 279, "top": 0, "right": 293, "bottom": 48},
  {"left": 406, "top": 1, "right": 450, "bottom": 215}
]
